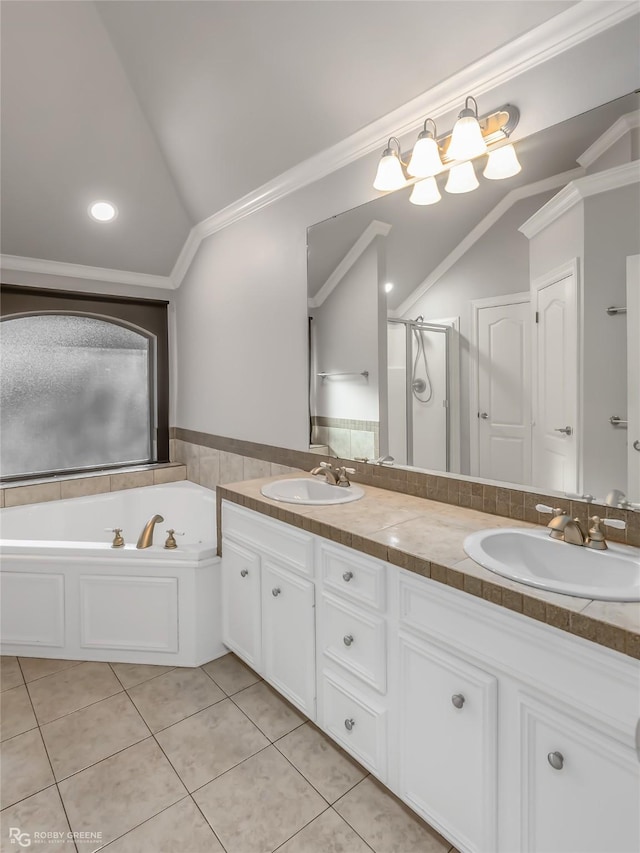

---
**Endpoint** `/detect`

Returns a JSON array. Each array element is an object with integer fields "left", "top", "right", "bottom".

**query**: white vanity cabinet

[
  {"left": 220, "top": 502, "right": 640, "bottom": 853},
  {"left": 221, "top": 503, "right": 316, "bottom": 717}
]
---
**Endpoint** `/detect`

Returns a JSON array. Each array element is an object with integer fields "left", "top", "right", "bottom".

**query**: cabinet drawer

[
  {"left": 321, "top": 594, "right": 386, "bottom": 693},
  {"left": 321, "top": 671, "right": 387, "bottom": 777},
  {"left": 320, "top": 543, "right": 386, "bottom": 611},
  {"left": 222, "top": 501, "right": 313, "bottom": 577}
]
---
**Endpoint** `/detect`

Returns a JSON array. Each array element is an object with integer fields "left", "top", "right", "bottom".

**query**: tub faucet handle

[
  {"left": 104, "top": 527, "right": 125, "bottom": 548},
  {"left": 164, "top": 529, "right": 184, "bottom": 550}
]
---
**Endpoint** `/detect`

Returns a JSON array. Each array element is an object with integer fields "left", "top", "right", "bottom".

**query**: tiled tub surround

[
  {"left": 310, "top": 416, "right": 380, "bottom": 461},
  {"left": 171, "top": 428, "right": 638, "bottom": 548},
  {"left": 0, "top": 653, "right": 457, "bottom": 853},
  {"left": 217, "top": 475, "right": 640, "bottom": 660}
]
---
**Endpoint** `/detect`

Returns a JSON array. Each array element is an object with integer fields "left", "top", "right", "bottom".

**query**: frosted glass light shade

[
  {"left": 483, "top": 144, "right": 522, "bottom": 179},
  {"left": 445, "top": 161, "right": 479, "bottom": 194},
  {"left": 409, "top": 177, "right": 442, "bottom": 206},
  {"left": 447, "top": 115, "right": 487, "bottom": 161},
  {"left": 407, "top": 135, "right": 443, "bottom": 177},
  {"left": 373, "top": 152, "right": 406, "bottom": 191}
]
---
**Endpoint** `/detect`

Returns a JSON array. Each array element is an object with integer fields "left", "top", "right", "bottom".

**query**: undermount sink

[
  {"left": 463, "top": 527, "right": 640, "bottom": 601},
  {"left": 260, "top": 477, "right": 365, "bottom": 506}
]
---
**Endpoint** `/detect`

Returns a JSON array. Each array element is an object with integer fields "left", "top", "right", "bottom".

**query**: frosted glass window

[{"left": 0, "top": 314, "right": 153, "bottom": 478}]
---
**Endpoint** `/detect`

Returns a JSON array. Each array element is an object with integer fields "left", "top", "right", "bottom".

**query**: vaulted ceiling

[{"left": 1, "top": 1, "right": 577, "bottom": 277}]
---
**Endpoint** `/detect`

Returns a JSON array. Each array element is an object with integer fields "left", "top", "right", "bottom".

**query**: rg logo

[{"left": 8, "top": 828, "right": 31, "bottom": 847}]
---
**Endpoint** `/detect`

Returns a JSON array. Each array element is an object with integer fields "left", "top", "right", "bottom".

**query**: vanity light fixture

[
  {"left": 88, "top": 200, "right": 118, "bottom": 222},
  {"left": 483, "top": 143, "right": 522, "bottom": 180},
  {"left": 373, "top": 99, "right": 520, "bottom": 207},
  {"left": 373, "top": 137, "right": 407, "bottom": 191},
  {"left": 407, "top": 119, "right": 443, "bottom": 178},
  {"left": 447, "top": 96, "right": 487, "bottom": 161}
]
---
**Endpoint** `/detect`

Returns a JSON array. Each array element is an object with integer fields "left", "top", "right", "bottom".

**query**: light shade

[
  {"left": 483, "top": 143, "right": 522, "bottom": 179},
  {"left": 373, "top": 139, "right": 406, "bottom": 191},
  {"left": 447, "top": 97, "right": 487, "bottom": 161},
  {"left": 88, "top": 200, "right": 117, "bottom": 222},
  {"left": 409, "top": 177, "right": 442, "bottom": 206},
  {"left": 407, "top": 119, "right": 443, "bottom": 178},
  {"left": 445, "top": 161, "right": 479, "bottom": 194}
]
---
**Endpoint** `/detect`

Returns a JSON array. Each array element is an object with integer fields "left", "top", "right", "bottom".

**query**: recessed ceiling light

[
  {"left": 384, "top": 282, "right": 394, "bottom": 293},
  {"left": 88, "top": 200, "right": 118, "bottom": 222}
]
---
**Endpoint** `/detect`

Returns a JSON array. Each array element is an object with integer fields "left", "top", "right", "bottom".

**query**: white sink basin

[
  {"left": 260, "top": 477, "right": 365, "bottom": 506},
  {"left": 464, "top": 527, "right": 640, "bottom": 601}
]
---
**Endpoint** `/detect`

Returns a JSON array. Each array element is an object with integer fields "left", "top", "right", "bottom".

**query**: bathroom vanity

[{"left": 218, "top": 478, "right": 640, "bottom": 853}]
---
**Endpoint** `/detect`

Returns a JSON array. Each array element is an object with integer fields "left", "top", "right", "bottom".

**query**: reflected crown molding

[
  {"left": 0, "top": 254, "right": 175, "bottom": 290},
  {"left": 578, "top": 109, "right": 640, "bottom": 167},
  {"left": 394, "top": 168, "right": 584, "bottom": 318},
  {"left": 308, "top": 219, "right": 392, "bottom": 309},
  {"left": 518, "top": 160, "right": 640, "bottom": 239}
]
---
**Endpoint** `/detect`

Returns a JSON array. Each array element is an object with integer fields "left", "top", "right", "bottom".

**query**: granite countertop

[{"left": 217, "top": 475, "right": 640, "bottom": 661}]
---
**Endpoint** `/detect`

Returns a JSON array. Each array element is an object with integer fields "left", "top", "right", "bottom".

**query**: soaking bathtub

[{"left": 0, "top": 481, "right": 225, "bottom": 666}]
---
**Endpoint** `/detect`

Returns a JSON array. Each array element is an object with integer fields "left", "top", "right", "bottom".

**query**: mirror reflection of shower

[{"left": 387, "top": 317, "right": 450, "bottom": 470}]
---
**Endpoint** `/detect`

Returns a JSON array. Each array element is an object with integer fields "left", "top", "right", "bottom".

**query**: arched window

[{"left": 0, "top": 287, "right": 169, "bottom": 481}]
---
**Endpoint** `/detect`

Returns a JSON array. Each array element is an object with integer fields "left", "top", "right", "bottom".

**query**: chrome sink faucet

[
  {"left": 136, "top": 514, "right": 164, "bottom": 549},
  {"left": 536, "top": 504, "right": 626, "bottom": 549},
  {"left": 310, "top": 461, "right": 356, "bottom": 487}
]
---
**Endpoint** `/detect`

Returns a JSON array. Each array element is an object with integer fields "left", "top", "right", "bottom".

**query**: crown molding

[
  {"left": 577, "top": 109, "right": 640, "bottom": 167},
  {"left": 170, "top": 0, "right": 639, "bottom": 288},
  {"left": 308, "top": 220, "right": 392, "bottom": 309},
  {"left": 0, "top": 254, "right": 175, "bottom": 290},
  {"left": 519, "top": 159, "right": 640, "bottom": 239},
  {"left": 395, "top": 168, "right": 584, "bottom": 318}
]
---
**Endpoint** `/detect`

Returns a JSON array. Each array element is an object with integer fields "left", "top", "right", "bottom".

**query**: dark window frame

[{"left": 0, "top": 284, "right": 170, "bottom": 482}]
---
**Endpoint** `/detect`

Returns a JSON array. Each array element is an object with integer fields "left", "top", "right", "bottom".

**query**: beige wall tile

[
  {"left": 271, "top": 463, "right": 298, "bottom": 476},
  {"left": 0, "top": 489, "right": 4, "bottom": 508},
  {"left": 154, "top": 465, "right": 186, "bottom": 485},
  {"left": 243, "top": 457, "right": 271, "bottom": 480},
  {"left": 110, "top": 470, "right": 154, "bottom": 492},
  {"left": 219, "top": 451, "right": 244, "bottom": 485},
  {"left": 169, "top": 438, "right": 177, "bottom": 462},
  {"left": 60, "top": 476, "right": 111, "bottom": 500},
  {"left": 4, "top": 482, "right": 61, "bottom": 507}
]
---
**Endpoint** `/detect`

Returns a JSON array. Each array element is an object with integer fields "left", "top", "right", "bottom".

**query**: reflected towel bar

[
  {"left": 610, "top": 415, "right": 628, "bottom": 427},
  {"left": 606, "top": 306, "right": 627, "bottom": 315},
  {"left": 318, "top": 371, "right": 369, "bottom": 379}
]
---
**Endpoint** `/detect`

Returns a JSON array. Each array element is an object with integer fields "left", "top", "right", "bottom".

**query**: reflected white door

[
  {"left": 473, "top": 296, "right": 531, "bottom": 484},
  {"left": 533, "top": 266, "right": 578, "bottom": 493},
  {"left": 627, "top": 255, "right": 640, "bottom": 503}
]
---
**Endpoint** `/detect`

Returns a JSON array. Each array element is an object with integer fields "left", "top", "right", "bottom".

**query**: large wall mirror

[{"left": 308, "top": 92, "right": 640, "bottom": 507}]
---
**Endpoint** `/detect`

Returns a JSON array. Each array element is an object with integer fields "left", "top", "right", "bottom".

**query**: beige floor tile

[
  {"left": 1, "top": 685, "right": 37, "bottom": 741},
  {"left": 27, "top": 662, "right": 122, "bottom": 725},
  {"left": 41, "top": 692, "right": 150, "bottom": 780},
  {"left": 202, "top": 652, "right": 261, "bottom": 695},
  {"left": 194, "top": 746, "right": 326, "bottom": 853},
  {"left": 0, "top": 786, "right": 75, "bottom": 852},
  {"left": 277, "top": 808, "right": 373, "bottom": 853},
  {"left": 156, "top": 697, "right": 269, "bottom": 791},
  {"left": 101, "top": 797, "right": 224, "bottom": 853},
  {"left": 127, "top": 667, "right": 224, "bottom": 733},
  {"left": 334, "top": 777, "right": 450, "bottom": 853},
  {"left": 0, "top": 729, "right": 54, "bottom": 810},
  {"left": 18, "top": 658, "right": 83, "bottom": 684},
  {"left": 109, "top": 661, "right": 175, "bottom": 689},
  {"left": 0, "top": 656, "right": 23, "bottom": 692},
  {"left": 58, "top": 738, "right": 186, "bottom": 853},
  {"left": 233, "top": 680, "right": 306, "bottom": 741},
  {"left": 276, "top": 722, "right": 367, "bottom": 803}
]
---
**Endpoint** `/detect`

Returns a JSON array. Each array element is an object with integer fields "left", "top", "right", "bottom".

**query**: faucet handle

[
  {"left": 601, "top": 517, "right": 626, "bottom": 530},
  {"left": 164, "top": 529, "right": 184, "bottom": 550},
  {"left": 535, "top": 504, "right": 566, "bottom": 516},
  {"left": 104, "top": 527, "right": 125, "bottom": 548}
]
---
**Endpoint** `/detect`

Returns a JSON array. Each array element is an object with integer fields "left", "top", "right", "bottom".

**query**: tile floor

[{"left": 1, "top": 653, "right": 459, "bottom": 853}]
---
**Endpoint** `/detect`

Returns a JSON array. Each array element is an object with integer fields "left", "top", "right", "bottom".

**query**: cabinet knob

[
  {"left": 240, "top": 568, "right": 249, "bottom": 578},
  {"left": 451, "top": 693, "right": 465, "bottom": 709},
  {"left": 342, "top": 571, "right": 354, "bottom": 582},
  {"left": 343, "top": 634, "right": 354, "bottom": 647},
  {"left": 547, "top": 751, "right": 564, "bottom": 770},
  {"left": 272, "top": 587, "right": 281, "bottom": 597},
  {"left": 344, "top": 718, "right": 355, "bottom": 731}
]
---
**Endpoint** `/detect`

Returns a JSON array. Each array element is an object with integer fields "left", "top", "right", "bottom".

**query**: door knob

[
  {"left": 343, "top": 634, "right": 354, "bottom": 647},
  {"left": 272, "top": 587, "right": 281, "bottom": 597},
  {"left": 479, "top": 412, "right": 489, "bottom": 419},
  {"left": 554, "top": 426, "right": 573, "bottom": 435},
  {"left": 547, "top": 751, "right": 564, "bottom": 770},
  {"left": 342, "top": 571, "right": 354, "bottom": 582},
  {"left": 451, "top": 693, "right": 465, "bottom": 709},
  {"left": 240, "top": 568, "right": 248, "bottom": 577},
  {"left": 634, "top": 440, "right": 640, "bottom": 452},
  {"left": 344, "top": 718, "right": 355, "bottom": 731}
]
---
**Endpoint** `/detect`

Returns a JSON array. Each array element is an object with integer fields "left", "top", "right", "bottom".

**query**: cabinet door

[
  {"left": 398, "top": 632, "right": 497, "bottom": 853},
  {"left": 262, "top": 560, "right": 315, "bottom": 718},
  {"left": 520, "top": 696, "right": 640, "bottom": 853},
  {"left": 221, "top": 539, "right": 262, "bottom": 671}
]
